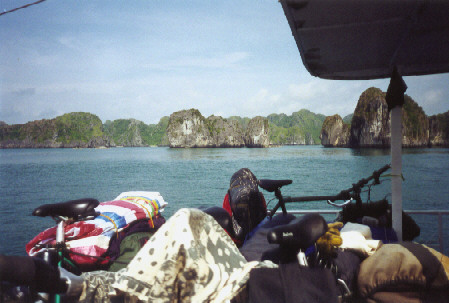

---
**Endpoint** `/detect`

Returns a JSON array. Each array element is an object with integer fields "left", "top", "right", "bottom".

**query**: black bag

[
  {"left": 228, "top": 168, "right": 266, "bottom": 242},
  {"left": 249, "top": 263, "right": 338, "bottom": 303}
]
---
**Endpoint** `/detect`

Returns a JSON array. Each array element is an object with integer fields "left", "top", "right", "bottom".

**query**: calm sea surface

[{"left": 1, "top": 146, "right": 448, "bottom": 256}]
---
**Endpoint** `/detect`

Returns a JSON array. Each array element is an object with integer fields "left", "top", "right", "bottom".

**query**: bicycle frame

[
  {"left": 35, "top": 218, "right": 78, "bottom": 303},
  {"left": 30, "top": 198, "right": 99, "bottom": 302}
]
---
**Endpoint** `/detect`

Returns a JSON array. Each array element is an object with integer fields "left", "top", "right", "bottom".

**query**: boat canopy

[
  {"left": 280, "top": 0, "right": 449, "bottom": 241},
  {"left": 280, "top": 0, "right": 449, "bottom": 80}
]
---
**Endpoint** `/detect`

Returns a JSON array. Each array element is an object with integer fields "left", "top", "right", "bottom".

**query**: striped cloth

[{"left": 26, "top": 192, "right": 167, "bottom": 266}]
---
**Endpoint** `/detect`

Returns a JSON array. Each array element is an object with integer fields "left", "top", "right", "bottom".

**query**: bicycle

[{"left": 258, "top": 164, "right": 391, "bottom": 218}]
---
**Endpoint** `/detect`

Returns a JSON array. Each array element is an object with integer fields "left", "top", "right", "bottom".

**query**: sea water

[{"left": 1, "top": 146, "right": 448, "bottom": 256}]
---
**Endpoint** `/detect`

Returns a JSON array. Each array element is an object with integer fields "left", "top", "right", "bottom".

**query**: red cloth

[
  {"left": 26, "top": 197, "right": 165, "bottom": 267},
  {"left": 223, "top": 192, "right": 267, "bottom": 217},
  {"left": 223, "top": 193, "right": 232, "bottom": 217}
]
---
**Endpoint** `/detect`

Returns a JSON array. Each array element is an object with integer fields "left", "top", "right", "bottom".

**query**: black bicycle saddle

[
  {"left": 32, "top": 198, "right": 99, "bottom": 220},
  {"left": 258, "top": 179, "right": 292, "bottom": 192},
  {"left": 267, "top": 213, "right": 327, "bottom": 250},
  {"left": 203, "top": 206, "right": 236, "bottom": 238}
]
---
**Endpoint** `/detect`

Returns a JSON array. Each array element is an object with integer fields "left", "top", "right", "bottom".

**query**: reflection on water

[
  {"left": 320, "top": 147, "right": 353, "bottom": 157},
  {"left": 158, "top": 146, "right": 449, "bottom": 162},
  {"left": 351, "top": 147, "right": 449, "bottom": 157},
  {"left": 167, "top": 146, "right": 276, "bottom": 161},
  {"left": 350, "top": 148, "right": 391, "bottom": 157},
  {"left": 401, "top": 148, "right": 449, "bottom": 155}
]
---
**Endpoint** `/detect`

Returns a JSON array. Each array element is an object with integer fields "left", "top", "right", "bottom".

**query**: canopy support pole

[
  {"left": 390, "top": 107, "right": 403, "bottom": 241},
  {"left": 386, "top": 67, "right": 407, "bottom": 242}
]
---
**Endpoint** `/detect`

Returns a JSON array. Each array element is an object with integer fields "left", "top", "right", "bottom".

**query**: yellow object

[{"left": 316, "top": 222, "right": 343, "bottom": 255}]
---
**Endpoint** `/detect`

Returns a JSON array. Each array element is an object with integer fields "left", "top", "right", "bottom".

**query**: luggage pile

[
  {"left": 222, "top": 168, "right": 449, "bottom": 303},
  {"left": 22, "top": 170, "right": 449, "bottom": 302},
  {"left": 26, "top": 191, "right": 167, "bottom": 271}
]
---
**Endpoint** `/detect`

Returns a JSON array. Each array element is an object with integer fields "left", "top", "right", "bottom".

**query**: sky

[{"left": 1, "top": 0, "right": 448, "bottom": 125}]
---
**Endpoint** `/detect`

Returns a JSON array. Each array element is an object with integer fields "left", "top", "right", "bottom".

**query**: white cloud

[
  {"left": 423, "top": 89, "right": 443, "bottom": 105},
  {"left": 143, "top": 51, "right": 250, "bottom": 72},
  {"left": 58, "top": 36, "right": 83, "bottom": 52},
  {"left": 288, "top": 80, "right": 324, "bottom": 100},
  {"left": 243, "top": 88, "right": 281, "bottom": 116},
  {"left": 10, "top": 88, "right": 36, "bottom": 97}
]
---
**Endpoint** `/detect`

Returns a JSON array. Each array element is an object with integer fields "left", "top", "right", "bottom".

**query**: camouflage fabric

[{"left": 80, "top": 208, "right": 275, "bottom": 302}]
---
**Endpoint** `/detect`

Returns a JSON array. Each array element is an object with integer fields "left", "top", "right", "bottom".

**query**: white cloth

[
  {"left": 340, "top": 222, "right": 372, "bottom": 239},
  {"left": 114, "top": 191, "right": 168, "bottom": 213},
  {"left": 340, "top": 231, "right": 382, "bottom": 257}
]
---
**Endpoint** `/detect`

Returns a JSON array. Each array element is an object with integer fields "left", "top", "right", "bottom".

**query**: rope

[
  {"left": 0, "top": 0, "right": 46, "bottom": 16},
  {"left": 98, "top": 213, "right": 119, "bottom": 235},
  {"left": 64, "top": 248, "right": 130, "bottom": 265}
]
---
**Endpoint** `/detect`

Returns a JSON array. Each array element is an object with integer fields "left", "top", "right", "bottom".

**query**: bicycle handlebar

[
  {"left": 331, "top": 163, "right": 390, "bottom": 202},
  {"left": 0, "top": 255, "right": 36, "bottom": 286},
  {"left": 286, "top": 164, "right": 390, "bottom": 203}
]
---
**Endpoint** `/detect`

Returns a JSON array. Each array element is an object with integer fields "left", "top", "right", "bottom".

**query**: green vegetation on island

[
  {"left": 343, "top": 114, "right": 353, "bottom": 125},
  {"left": 267, "top": 109, "right": 326, "bottom": 145},
  {"left": 104, "top": 117, "right": 169, "bottom": 147},
  {"left": 0, "top": 112, "right": 110, "bottom": 148},
  {"left": 55, "top": 113, "right": 105, "bottom": 144}
]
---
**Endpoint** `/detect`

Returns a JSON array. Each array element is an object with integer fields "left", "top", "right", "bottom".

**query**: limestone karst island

[{"left": 1, "top": 88, "right": 448, "bottom": 149}]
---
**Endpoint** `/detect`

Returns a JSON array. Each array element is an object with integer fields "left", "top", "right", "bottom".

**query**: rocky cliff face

[
  {"left": 244, "top": 116, "right": 270, "bottom": 148},
  {"left": 350, "top": 88, "right": 391, "bottom": 147},
  {"left": 321, "top": 87, "right": 432, "bottom": 148},
  {"left": 166, "top": 109, "right": 215, "bottom": 148},
  {"left": 429, "top": 111, "right": 449, "bottom": 146},
  {"left": 0, "top": 113, "right": 113, "bottom": 148},
  {"left": 207, "top": 115, "right": 245, "bottom": 147},
  {"left": 320, "top": 114, "right": 350, "bottom": 147},
  {"left": 166, "top": 109, "right": 268, "bottom": 148},
  {"left": 104, "top": 119, "right": 147, "bottom": 147},
  {"left": 401, "top": 95, "right": 430, "bottom": 147}
]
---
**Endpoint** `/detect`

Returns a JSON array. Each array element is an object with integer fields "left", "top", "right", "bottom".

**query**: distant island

[
  {"left": 0, "top": 114, "right": 168, "bottom": 148},
  {"left": 321, "top": 87, "right": 449, "bottom": 148},
  {"left": 164, "top": 108, "right": 328, "bottom": 148},
  {"left": 1, "top": 87, "right": 448, "bottom": 148},
  {"left": 0, "top": 108, "right": 327, "bottom": 148}
]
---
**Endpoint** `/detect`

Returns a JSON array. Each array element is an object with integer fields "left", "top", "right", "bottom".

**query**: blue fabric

[
  {"left": 370, "top": 226, "right": 398, "bottom": 243},
  {"left": 240, "top": 214, "right": 296, "bottom": 262},
  {"left": 355, "top": 217, "right": 399, "bottom": 243},
  {"left": 244, "top": 214, "right": 296, "bottom": 244}
]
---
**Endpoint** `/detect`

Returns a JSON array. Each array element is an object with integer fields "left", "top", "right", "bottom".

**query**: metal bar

[
  {"left": 286, "top": 210, "right": 339, "bottom": 214},
  {"left": 283, "top": 209, "right": 449, "bottom": 215},
  {"left": 439, "top": 213, "right": 444, "bottom": 253},
  {"left": 284, "top": 196, "right": 338, "bottom": 203},
  {"left": 391, "top": 106, "right": 403, "bottom": 241},
  {"left": 404, "top": 210, "right": 449, "bottom": 215}
]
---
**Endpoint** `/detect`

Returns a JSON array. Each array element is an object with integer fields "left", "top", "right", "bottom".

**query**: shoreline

[{"left": 1, "top": 144, "right": 448, "bottom": 150}]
